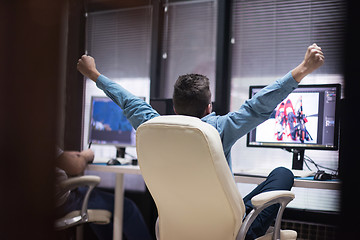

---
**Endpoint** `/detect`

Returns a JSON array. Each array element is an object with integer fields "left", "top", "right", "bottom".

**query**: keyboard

[
  {"left": 291, "top": 169, "right": 315, "bottom": 178},
  {"left": 93, "top": 157, "right": 132, "bottom": 165}
]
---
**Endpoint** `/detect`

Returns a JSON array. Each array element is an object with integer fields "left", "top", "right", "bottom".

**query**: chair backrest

[{"left": 136, "top": 115, "right": 245, "bottom": 240}]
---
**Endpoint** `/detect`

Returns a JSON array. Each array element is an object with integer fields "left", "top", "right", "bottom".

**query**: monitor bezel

[
  {"left": 246, "top": 83, "right": 341, "bottom": 151},
  {"left": 88, "top": 96, "right": 136, "bottom": 148}
]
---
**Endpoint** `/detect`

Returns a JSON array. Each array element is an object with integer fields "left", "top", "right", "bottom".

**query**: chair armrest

[
  {"left": 56, "top": 209, "right": 112, "bottom": 230},
  {"left": 251, "top": 190, "right": 295, "bottom": 208},
  {"left": 59, "top": 175, "right": 101, "bottom": 193},
  {"left": 237, "top": 190, "right": 295, "bottom": 240},
  {"left": 57, "top": 175, "right": 101, "bottom": 227}
]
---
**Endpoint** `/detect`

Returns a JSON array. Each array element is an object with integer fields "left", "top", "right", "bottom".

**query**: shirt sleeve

[
  {"left": 216, "top": 71, "right": 299, "bottom": 153},
  {"left": 95, "top": 75, "right": 160, "bottom": 130}
]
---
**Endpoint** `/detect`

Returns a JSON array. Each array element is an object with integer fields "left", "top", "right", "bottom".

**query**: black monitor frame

[
  {"left": 150, "top": 98, "right": 176, "bottom": 115},
  {"left": 88, "top": 96, "right": 137, "bottom": 158},
  {"left": 246, "top": 84, "right": 341, "bottom": 170}
]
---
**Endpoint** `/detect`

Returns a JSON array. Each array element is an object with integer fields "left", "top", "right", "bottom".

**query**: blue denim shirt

[{"left": 96, "top": 72, "right": 298, "bottom": 172}]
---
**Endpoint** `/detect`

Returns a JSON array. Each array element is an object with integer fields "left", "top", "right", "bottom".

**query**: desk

[
  {"left": 86, "top": 165, "right": 340, "bottom": 240},
  {"left": 86, "top": 164, "right": 141, "bottom": 240},
  {"left": 234, "top": 174, "right": 341, "bottom": 190}
]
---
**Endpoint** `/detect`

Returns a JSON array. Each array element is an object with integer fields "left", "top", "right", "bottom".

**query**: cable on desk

[{"left": 282, "top": 148, "right": 339, "bottom": 177}]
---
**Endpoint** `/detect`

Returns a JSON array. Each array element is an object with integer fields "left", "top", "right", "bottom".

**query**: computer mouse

[
  {"left": 107, "top": 158, "right": 121, "bottom": 166},
  {"left": 313, "top": 170, "right": 332, "bottom": 181},
  {"left": 131, "top": 158, "right": 138, "bottom": 166}
]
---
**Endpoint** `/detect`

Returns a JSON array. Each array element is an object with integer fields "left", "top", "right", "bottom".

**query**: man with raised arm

[{"left": 77, "top": 43, "right": 324, "bottom": 239}]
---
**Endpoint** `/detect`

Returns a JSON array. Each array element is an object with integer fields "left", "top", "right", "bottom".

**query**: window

[
  {"left": 86, "top": 6, "right": 152, "bottom": 79},
  {"left": 230, "top": 0, "right": 346, "bottom": 212},
  {"left": 160, "top": 0, "right": 217, "bottom": 100},
  {"left": 231, "top": 0, "right": 345, "bottom": 79},
  {"left": 84, "top": 6, "right": 153, "bottom": 153}
]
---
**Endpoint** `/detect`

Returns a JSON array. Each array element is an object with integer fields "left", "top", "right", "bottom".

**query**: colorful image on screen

[
  {"left": 247, "top": 84, "right": 340, "bottom": 150},
  {"left": 255, "top": 92, "right": 319, "bottom": 144}
]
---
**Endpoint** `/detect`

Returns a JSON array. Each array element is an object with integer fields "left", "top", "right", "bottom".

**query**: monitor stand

[
  {"left": 291, "top": 149, "right": 304, "bottom": 170},
  {"left": 116, "top": 147, "right": 126, "bottom": 158}
]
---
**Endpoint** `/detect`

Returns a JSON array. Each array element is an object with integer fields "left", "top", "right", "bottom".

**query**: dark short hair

[{"left": 172, "top": 73, "right": 211, "bottom": 118}]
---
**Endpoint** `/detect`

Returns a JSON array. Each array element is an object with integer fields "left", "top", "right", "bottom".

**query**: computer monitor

[
  {"left": 88, "top": 96, "right": 136, "bottom": 157},
  {"left": 150, "top": 98, "right": 175, "bottom": 115},
  {"left": 247, "top": 84, "right": 341, "bottom": 170},
  {"left": 150, "top": 98, "right": 217, "bottom": 115}
]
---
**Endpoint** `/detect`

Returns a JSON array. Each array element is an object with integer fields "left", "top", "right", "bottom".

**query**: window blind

[
  {"left": 84, "top": 6, "right": 153, "bottom": 156},
  {"left": 86, "top": 6, "right": 153, "bottom": 79},
  {"left": 160, "top": 0, "right": 217, "bottom": 99},
  {"left": 230, "top": 0, "right": 346, "bottom": 212},
  {"left": 231, "top": 0, "right": 346, "bottom": 78}
]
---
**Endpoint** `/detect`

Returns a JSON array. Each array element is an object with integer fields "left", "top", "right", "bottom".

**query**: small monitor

[
  {"left": 88, "top": 96, "right": 136, "bottom": 148},
  {"left": 247, "top": 84, "right": 341, "bottom": 169},
  {"left": 150, "top": 98, "right": 175, "bottom": 115}
]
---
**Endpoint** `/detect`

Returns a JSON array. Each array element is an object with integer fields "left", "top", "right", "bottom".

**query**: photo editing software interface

[{"left": 247, "top": 84, "right": 340, "bottom": 151}]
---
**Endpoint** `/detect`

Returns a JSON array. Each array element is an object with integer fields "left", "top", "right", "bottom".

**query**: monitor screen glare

[{"left": 247, "top": 84, "right": 340, "bottom": 150}]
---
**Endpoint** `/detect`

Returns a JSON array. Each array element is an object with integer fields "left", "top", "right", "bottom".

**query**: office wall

[{"left": 0, "top": 1, "right": 65, "bottom": 239}]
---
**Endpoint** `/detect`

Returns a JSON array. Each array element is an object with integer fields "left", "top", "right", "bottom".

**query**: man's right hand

[
  {"left": 77, "top": 55, "right": 101, "bottom": 82},
  {"left": 80, "top": 149, "right": 95, "bottom": 164}
]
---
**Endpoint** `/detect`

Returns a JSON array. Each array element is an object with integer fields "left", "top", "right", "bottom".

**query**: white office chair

[
  {"left": 136, "top": 115, "right": 297, "bottom": 240},
  {"left": 55, "top": 175, "right": 111, "bottom": 238}
]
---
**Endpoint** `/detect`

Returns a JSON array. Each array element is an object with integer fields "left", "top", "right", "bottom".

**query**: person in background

[{"left": 55, "top": 147, "right": 152, "bottom": 240}]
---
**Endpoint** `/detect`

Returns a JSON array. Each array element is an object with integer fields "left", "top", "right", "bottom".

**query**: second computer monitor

[{"left": 247, "top": 84, "right": 341, "bottom": 151}]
